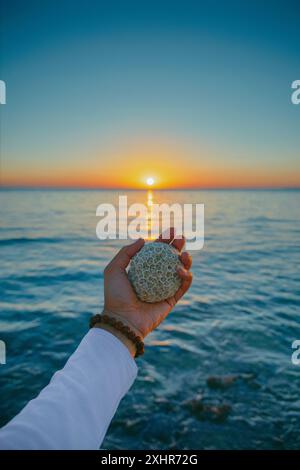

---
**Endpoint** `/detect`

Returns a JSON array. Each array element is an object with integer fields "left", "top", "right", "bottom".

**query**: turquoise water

[{"left": 0, "top": 189, "right": 299, "bottom": 449}]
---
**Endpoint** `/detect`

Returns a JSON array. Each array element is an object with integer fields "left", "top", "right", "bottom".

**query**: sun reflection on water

[{"left": 146, "top": 190, "right": 156, "bottom": 239}]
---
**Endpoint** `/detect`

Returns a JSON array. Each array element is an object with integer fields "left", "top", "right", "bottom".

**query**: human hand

[{"left": 99, "top": 229, "right": 192, "bottom": 349}]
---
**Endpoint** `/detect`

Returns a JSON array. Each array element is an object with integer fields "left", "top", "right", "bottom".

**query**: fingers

[
  {"left": 179, "top": 251, "right": 192, "bottom": 270},
  {"left": 156, "top": 228, "right": 192, "bottom": 305},
  {"left": 106, "top": 238, "right": 145, "bottom": 271},
  {"left": 156, "top": 227, "right": 175, "bottom": 244},
  {"left": 174, "top": 266, "right": 193, "bottom": 303},
  {"left": 172, "top": 235, "right": 185, "bottom": 252},
  {"left": 156, "top": 227, "right": 185, "bottom": 253}
]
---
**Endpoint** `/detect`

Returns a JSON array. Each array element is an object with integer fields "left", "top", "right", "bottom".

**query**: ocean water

[{"left": 0, "top": 189, "right": 299, "bottom": 450}]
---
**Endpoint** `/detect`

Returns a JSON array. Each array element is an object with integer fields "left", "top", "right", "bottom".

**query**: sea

[{"left": 0, "top": 189, "right": 299, "bottom": 449}]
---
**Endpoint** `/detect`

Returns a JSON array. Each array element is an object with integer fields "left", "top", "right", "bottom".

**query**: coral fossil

[{"left": 128, "top": 241, "right": 183, "bottom": 303}]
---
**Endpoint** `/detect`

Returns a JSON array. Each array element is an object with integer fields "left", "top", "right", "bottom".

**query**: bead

[{"left": 89, "top": 314, "right": 145, "bottom": 358}]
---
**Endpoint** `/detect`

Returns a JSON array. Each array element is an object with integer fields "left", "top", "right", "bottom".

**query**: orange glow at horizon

[
  {"left": 1, "top": 139, "right": 300, "bottom": 189},
  {"left": 2, "top": 165, "right": 300, "bottom": 189}
]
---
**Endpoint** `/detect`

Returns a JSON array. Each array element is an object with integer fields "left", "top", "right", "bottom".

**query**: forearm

[{"left": 0, "top": 328, "right": 137, "bottom": 450}]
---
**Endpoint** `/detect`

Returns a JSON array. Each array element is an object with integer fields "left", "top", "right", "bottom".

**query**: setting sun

[{"left": 146, "top": 177, "right": 155, "bottom": 186}]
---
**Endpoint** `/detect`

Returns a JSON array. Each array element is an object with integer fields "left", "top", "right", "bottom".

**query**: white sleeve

[{"left": 0, "top": 328, "right": 138, "bottom": 449}]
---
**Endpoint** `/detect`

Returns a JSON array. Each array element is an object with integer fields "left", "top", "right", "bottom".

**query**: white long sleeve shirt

[{"left": 0, "top": 328, "right": 138, "bottom": 449}]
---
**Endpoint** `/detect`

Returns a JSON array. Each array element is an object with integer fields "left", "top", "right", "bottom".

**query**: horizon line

[{"left": 1, "top": 185, "right": 300, "bottom": 191}]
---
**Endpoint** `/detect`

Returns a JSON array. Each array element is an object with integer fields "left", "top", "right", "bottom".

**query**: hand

[{"left": 101, "top": 228, "right": 192, "bottom": 344}]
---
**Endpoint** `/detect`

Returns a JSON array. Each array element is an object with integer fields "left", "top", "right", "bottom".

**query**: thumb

[{"left": 108, "top": 238, "right": 145, "bottom": 271}]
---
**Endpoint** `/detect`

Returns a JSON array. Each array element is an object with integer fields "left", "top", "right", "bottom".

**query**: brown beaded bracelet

[{"left": 90, "top": 313, "right": 145, "bottom": 358}]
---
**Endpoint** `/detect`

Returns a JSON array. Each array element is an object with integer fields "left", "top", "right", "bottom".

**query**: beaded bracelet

[{"left": 90, "top": 313, "right": 145, "bottom": 358}]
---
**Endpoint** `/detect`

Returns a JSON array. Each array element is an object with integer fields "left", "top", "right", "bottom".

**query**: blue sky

[{"left": 0, "top": 0, "right": 299, "bottom": 187}]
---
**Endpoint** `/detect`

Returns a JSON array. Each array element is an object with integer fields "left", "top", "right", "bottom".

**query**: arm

[
  {"left": 0, "top": 231, "right": 192, "bottom": 450},
  {"left": 0, "top": 328, "right": 137, "bottom": 450}
]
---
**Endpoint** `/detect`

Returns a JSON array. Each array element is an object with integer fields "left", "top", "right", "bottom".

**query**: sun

[{"left": 146, "top": 177, "right": 155, "bottom": 186}]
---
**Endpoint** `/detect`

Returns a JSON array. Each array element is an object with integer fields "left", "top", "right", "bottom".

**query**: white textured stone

[{"left": 128, "top": 241, "right": 183, "bottom": 303}]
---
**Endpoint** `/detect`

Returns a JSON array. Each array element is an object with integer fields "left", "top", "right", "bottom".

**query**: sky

[{"left": 0, "top": 0, "right": 299, "bottom": 188}]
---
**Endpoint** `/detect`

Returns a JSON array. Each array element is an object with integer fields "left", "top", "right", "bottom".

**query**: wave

[
  {"left": 1, "top": 269, "right": 103, "bottom": 285},
  {"left": 243, "top": 216, "right": 294, "bottom": 224},
  {"left": 0, "top": 236, "right": 63, "bottom": 246},
  {"left": 0, "top": 235, "right": 99, "bottom": 246}
]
